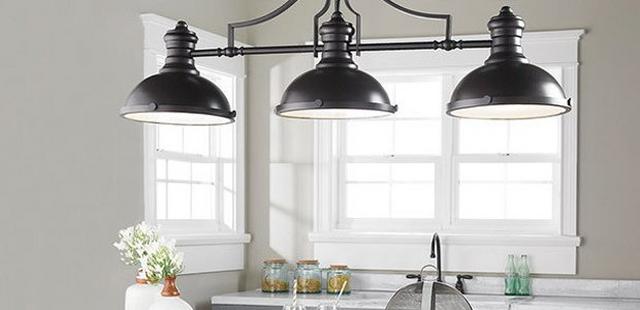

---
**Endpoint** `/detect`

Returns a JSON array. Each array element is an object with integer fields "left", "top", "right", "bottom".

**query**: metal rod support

[
  {"left": 344, "top": 0, "right": 361, "bottom": 56},
  {"left": 227, "top": 0, "right": 299, "bottom": 49},
  {"left": 381, "top": 0, "right": 452, "bottom": 41},
  {"left": 191, "top": 39, "right": 492, "bottom": 58},
  {"left": 313, "top": 0, "right": 332, "bottom": 57}
]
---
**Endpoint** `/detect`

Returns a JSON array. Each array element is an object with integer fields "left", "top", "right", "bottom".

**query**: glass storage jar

[
  {"left": 295, "top": 260, "right": 322, "bottom": 294},
  {"left": 261, "top": 259, "right": 289, "bottom": 293},
  {"left": 327, "top": 264, "right": 351, "bottom": 294}
]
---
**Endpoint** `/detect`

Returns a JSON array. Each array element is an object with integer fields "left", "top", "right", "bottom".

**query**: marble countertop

[{"left": 211, "top": 289, "right": 640, "bottom": 310}]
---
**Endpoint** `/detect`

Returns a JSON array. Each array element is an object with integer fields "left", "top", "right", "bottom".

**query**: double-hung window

[
  {"left": 337, "top": 74, "right": 444, "bottom": 231},
  {"left": 140, "top": 14, "right": 249, "bottom": 274},
  {"left": 147, "top": 70, "right": 237, "bottom": 236},
  {"left": 312, "top": 30, "right": 582, "bottom": 274}
]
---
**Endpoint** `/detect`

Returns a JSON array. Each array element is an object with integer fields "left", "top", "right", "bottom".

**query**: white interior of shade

[
  {"left": 279, "top": 108, "right": 394, "bottom": 119},
  {"left": 123, "top": 111, "right": 232, "bottom": 126},
  {"left": 449, "top": 104, "right": 568, "bottom": 120}
]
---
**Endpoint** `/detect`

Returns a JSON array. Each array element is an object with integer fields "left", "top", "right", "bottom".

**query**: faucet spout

[{"left": 430, "top": 232, "right": 442, "bottom": 282}]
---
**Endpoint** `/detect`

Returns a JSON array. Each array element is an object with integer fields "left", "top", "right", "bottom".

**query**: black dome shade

[
  {"left": 120, "top": 21, "right": 235, "bottom": 125},
  {"left": 448, "top": 61, "right": 569, "bottom": 119},
  {"left": 122, "top": 72, "right": 235, "bottom": 125},
  {"left": 447, "top": 7, "right": 570, "bottom": 119},
  {"left": 276, "top": 66, "right": 395, "bottom": 119}
]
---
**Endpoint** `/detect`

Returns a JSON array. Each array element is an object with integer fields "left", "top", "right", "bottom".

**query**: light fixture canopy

[
  {"left": 275, "top": 10, "right": 396, "bottom": 119},
  {"left": 447, "top": 7, "right": 571, "bottom": 120},
  {"left": 121, "top": 21, "right": 236, "bottom": 126}
]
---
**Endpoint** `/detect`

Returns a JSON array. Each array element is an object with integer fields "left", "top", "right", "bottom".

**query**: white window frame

[
  {"left": 140, "top": 13, "right": 250, "bottom": 274},
  {"left": 311, "top": 30, "right": 583, "bottom": 274}
]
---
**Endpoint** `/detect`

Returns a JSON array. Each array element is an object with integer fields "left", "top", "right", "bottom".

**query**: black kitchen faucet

[{"left": 430, "top": 232, "right": 442, "bottom": 282}]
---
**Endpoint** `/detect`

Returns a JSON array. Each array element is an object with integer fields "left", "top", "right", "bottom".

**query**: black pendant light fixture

[
  {"left": 121, "top": 21, "right": 236, "bottom": 125},
  {"left": 275, "top": 4, "right": 396, "bottom": 119},
  {"left": 121, "top": 1, "right": 571, "bottom": 126},
  {"left": 447, "top": 7, "right": 570, "bottom": 119}
]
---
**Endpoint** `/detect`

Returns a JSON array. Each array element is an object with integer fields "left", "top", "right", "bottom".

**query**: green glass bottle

[
  {"left": 517, "top": 254, "right": 531, "bottom": 296},
  {"left": 504, "top": 254, "right": 518, "bottom": 295}
]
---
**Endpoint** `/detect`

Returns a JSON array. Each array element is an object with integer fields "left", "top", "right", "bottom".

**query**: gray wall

[
  {"left": 243, "top": 0, "right": 640, "bottom": 289},
  {"left": 0, "top": 1, "right": 250, "bottom": 309}
]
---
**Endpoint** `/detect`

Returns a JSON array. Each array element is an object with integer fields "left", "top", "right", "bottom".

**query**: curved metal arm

[
  {"left": 381, "top": 0, "right": 452, "bottom": 41},
  {"left": 344, "top": 0, "right": 361, "bottom": 55},
  {"left": 227, "top": 0, "right": 299, "bottom": 48},
  {"left": 313, "top": 0, "right": 332, "bottom": 57}
]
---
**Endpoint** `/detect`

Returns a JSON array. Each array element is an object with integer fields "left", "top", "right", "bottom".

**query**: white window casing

[
  {"left": 140, "top": 13, "right": 250, "bottom": 274},
  {"left": 312, "top": 30, "right": 583, "bottom": 274}
]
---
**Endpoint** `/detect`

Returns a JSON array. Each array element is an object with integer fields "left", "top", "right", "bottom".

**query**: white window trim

[
  {"left": 311, "top": 30, "right": 583, "bottom": 274},
  {"left": 140, "top": 13, "right": 250, "bottom": 274}
]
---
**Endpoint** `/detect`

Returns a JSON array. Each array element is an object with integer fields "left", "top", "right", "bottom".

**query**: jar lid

[
  {"left": 264, "top": 258, "right": 287, "bottom": 264},
  {"left": 330, "top": 264, "right": 348, "bottom": 269},
  {"left": 297, "top": 259, "right": 319, "bottom": 265}
]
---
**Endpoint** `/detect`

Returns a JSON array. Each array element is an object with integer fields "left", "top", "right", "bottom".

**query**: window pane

[
  {"left": 459, "top": 163, "right": 505, "bottom": 182},
  {"left": 346, "top": 183, "right": 389, "bottom": 218},
  {"left": 506, "top": 184, "right": 553, "bottom": 219},
  {"left": 156, "top": 182, "right": 167, "bottom": 220},
  {"left": 509, "top": 118, "right": 559, "bottom": 154},
  {"left": 167, "top": 160, "right": 190, "bottom": 181},
  {"left": 192, "top": 162, "right": 215, "bottom": 183},
  {"left": 157, "top": 125, "right": 183, "bottom": 152},
  {"left": 346, "top": 121, "right": 393, "bottom": 156},
  {"left": 346, "top": 163, "right": 389, "bottom": 181},
  {"left": 458, "top": 120, "right": 508, "bottom": 154},
  {"left": 458, "top": 163, "right": 554, "bottom": 220},
  {"left": 183, "top": 126, "right": 210, "bottom": 156},
  {"left": 167, "top": 183, "right": 190, "bottom": 219},
  {"left": 391, "top": 163, "right": 434, "bottom": 182},
  {"left": 459, "top": 118, "right": 559, "bottom": 154},
  {"left": 391, "top": 183, "right": 434, "bottom": 218},
  {"left": 394, "top": 120, "right": 441, "bottom": 155},
  {"left": 224, "top": 189, "right": 234, "bottom": 228},
  {"left": 219, "top": 125, "right": 234, "bottom": 159},
  {"left": 192, "top": 184, "right": 215, "bottom": 219},
  {"left": 156, "top": 159, "right": 166, "bottom": 179},
  {"left": 223, "top": 163, "right": 234, "bottom": 190},
  {"left": 394, "top": 79, "right": 442, "bottom": 118},
  {"left": 507, "top": 163, "right": 553, "bottom": 181},
  {"left": 460, "top": 163, "right": 553, "bottom": 182},
  {"left": 459, "top": 183, "right": 505, "bottom": 219}
]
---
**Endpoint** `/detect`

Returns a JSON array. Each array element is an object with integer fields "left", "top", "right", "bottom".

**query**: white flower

[
  {"left": 113, "top": 222, "right": 159, "bottom": 267},
  {"left": 141, "top": 237, "right": 185, "bottom": 283}
]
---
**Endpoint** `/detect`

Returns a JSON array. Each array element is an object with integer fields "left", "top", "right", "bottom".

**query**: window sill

[
  {"left": 169, "top": 233, "right": 251, "bottom": 246},
  {"left": 309, "top": 232, "right": 580, "bottom": 275},
  {"left": 167, "top": 233, "right": 251, "bottom": 274}
]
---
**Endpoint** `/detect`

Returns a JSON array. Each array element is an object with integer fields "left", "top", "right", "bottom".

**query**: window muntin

[{"left": 332, "top": 67, "right": 566, "bottom": 233}]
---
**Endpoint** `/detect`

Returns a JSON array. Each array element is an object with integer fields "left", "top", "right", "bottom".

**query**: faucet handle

[
  {"left": 406, "top": 273, "right": 422, "bottom": 282},
  {"left": 455, "top": 274, "right": 473, "bottom": 294}
]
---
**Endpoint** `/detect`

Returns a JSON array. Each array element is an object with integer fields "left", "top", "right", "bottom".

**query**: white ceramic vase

[
  {"left": 124, "top": 271, "right": 162, "bottom": 310},
  {"left": 149, "top": 296, "right": 193, "bottom": 310},
  {"left": 149, "top": 276, "right": 193, "bottom": 310}
]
